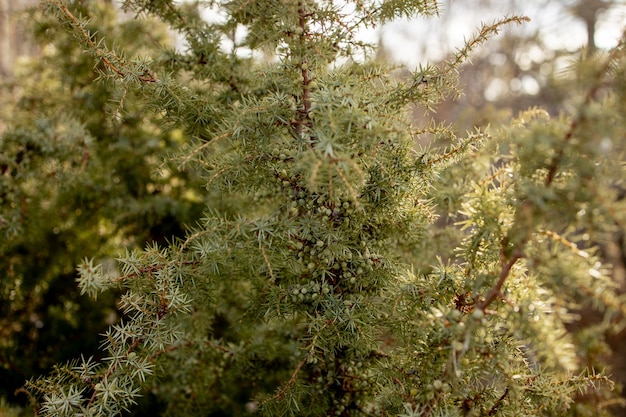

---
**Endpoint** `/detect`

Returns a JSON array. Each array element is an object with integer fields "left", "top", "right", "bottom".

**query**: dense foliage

[
  {"left": 1, "top": 0, "right": 625, "bottom": 416},
  {"left": 0, "top": 0, "right": 204, "bottom": 408}
]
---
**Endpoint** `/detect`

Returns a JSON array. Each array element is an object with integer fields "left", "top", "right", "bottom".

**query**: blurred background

[
  {"left": 373, "top": 0, "right": 626, "bottom": 125},
  {"left": 3, "top": 0, "right": 625, "bottom": 122}
]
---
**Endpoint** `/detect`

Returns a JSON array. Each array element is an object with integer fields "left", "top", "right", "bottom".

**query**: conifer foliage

[
  {"left": 15, "top": 0, "right": 626, "bottom": 416},
  {"left": 0, "top": 0, "right": 204, "bottom": 407}
]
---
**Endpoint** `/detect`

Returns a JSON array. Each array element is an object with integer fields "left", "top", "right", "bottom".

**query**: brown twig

[
  {"left": 263, "top": 357, "right": 307, "bottom": 404},
  {"left": 293, "top": 2, "right": 313, "bottom": 138},
  {"left": 260, "top": 245, "right": 276, "bottom": 282},
  {"left": 487, "top": 387, "right": 509, "bottom": 416},
  {"left": 478, "top": 240, "right": 524, "bottom": 312}
]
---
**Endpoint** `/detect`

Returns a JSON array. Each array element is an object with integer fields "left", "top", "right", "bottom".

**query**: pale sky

[{"left": 369, "top": 0, "right": 626, "bottom": 67}]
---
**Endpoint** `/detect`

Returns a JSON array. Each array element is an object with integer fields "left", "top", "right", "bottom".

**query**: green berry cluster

[
  {"left": 288, "top": 279, "right": 332, "bottom": 304},
  {"left": 267, "top": 158, "right": 390, "bottom": 296},
  {"left": 423, "top": 379, "right": 451, "bottom": 401},
  {"left": 306, "top": 357, "right": 374, "bottom": 416},
  {"left": 291, "top": 234, "right": 384, "bottom": 294}
]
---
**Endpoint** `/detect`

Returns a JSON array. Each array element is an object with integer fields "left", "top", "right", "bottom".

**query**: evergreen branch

[
  {"left": 539, "top": 229, "right": 591, "bottom": 259},
  {"left": 444, "top": 16, "right": 530, "bottom": 74},
  {"left": 178, "top": 228, "right": 216, "bottom": 254},
  {"left": 332, "top": 162, "right": 362, "bottom": 207},
  {"left": 478, "top": 166, "right": 510, "bottom": 187},
  {"left": 425, "top": 133, "right": 484, "bottom": 168},
  {"left": 285, "top": 357, "right": 307, "bottom": 390},
  {"left": 544, "top": 114, "right": 583, "bottom": 188},
  {"left": 583, "top": 177, "right": 626, "bottom": 233},
  {"left": 165, "top": 0, "right": 186, "bottom": 27},
  {"left": 232, "top": 0, "right": 259, "bottom": 16},
  {"left": 178, "top": 132, "right": 231, "bottom": 167},
  {"left": 45, "top": 0, "right": 157, "bottom": 83},
  {"left": 473, "top": 42, "right": 624, "bottom": 311},
  {"left": 544, "top": 36, "right": 625, "bottom": 187},
  {"left": 260, "top": 245, "right": 276, "bottom": 282},
  {"left": 111, "top": 259, "right": 199, "bottom": 283},
  {"left": 468, "top": 39, "right": 625, "bottom": 323},
  {"left": 122, "top": 0, "right": 188, "bottom": 30},
  {"left": 86, "top": 338, "right": 143, "bottom": 408}
]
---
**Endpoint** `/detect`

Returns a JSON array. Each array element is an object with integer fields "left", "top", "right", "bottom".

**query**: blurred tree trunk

[
  {"left": 0, "top": 0, "right": 37, "bottom": 78},
  {"left": 571, "top": 0, "right": 606, "bottom": 55},
  {"left": 0, "top": 0, "right": 10, "bottom": 77}
]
